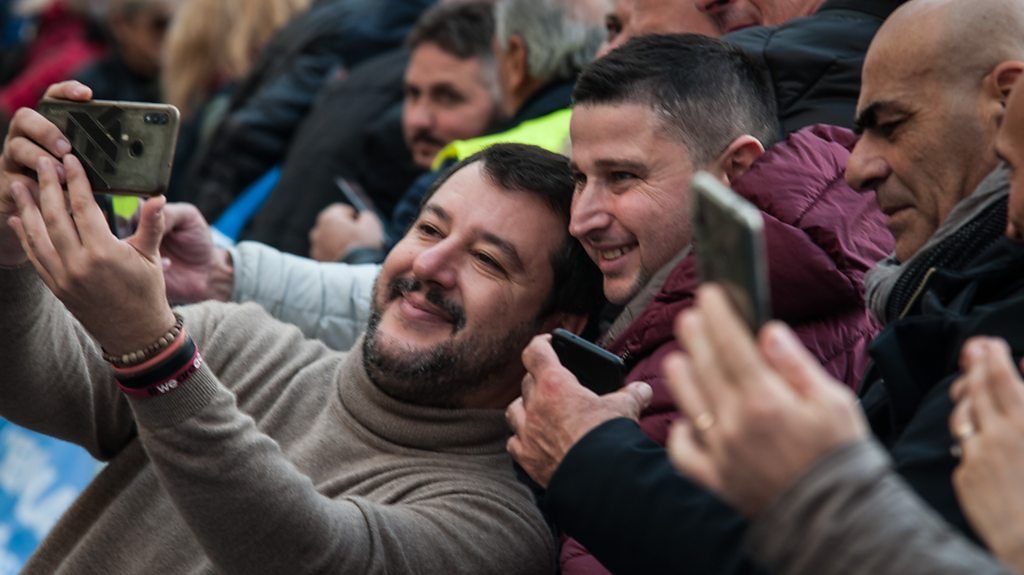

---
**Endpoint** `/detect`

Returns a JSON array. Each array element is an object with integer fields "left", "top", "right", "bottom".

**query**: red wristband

[{"left": 117, "top": 347, "right": 204, "bottom": 399}]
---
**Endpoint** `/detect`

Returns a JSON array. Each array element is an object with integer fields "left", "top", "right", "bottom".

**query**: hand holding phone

[
  {"left": 36, "top": 99, "right": 180, "bottom": 196},
  {"left": 691, "top": 171, "right": 772, "bottom": 332},
  {"left": 551, "top": 328, "right": 625, "bottom": 395}
]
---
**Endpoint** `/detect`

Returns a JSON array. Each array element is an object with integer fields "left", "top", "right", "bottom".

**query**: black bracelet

[{"left": 115, "top": 335, "right": 197, "bottom": 389}]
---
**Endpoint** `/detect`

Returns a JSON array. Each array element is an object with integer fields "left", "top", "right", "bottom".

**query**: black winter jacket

[
  {"left": 725, "top": 0, "right": 904, "bottom": 135},
  {"left": 176, "top": 0, "right": 434, "bottom": 221},
  {"left": 545, "top": 204, "right": 1023, "bottom": 574},
  {"left": 239, "top": 49, "right": 418, "bottom": 256}
]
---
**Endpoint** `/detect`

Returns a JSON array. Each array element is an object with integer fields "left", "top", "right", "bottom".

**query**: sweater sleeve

[
  {"left": 126, "top": 305, "right": 554, "bottom": 575},
  {"left": 746, "top": 440, "right": 1014, "bottom": 575},
  {"left": 0, "top": 266, "right": 136, "bottom": 460},
  {"left": 231, "top": 241, "right": 378, "bottom": 351},
  {"left": 546, "top": 418, "right": 766, "bottom": 575}
]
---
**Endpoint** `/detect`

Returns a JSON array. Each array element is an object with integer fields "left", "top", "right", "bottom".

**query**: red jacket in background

[
  {"left": 561, "top": 124, "right": 894, "bottom": 575},
  {"left": 0, "top": 0, "right": 106, "bottom": 118}
]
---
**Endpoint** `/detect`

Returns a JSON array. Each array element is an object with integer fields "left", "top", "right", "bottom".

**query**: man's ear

[
  {"left": 540, "top": 312, "right": 588, "bottom": 335},
  {"left": 714, "top": 135, "right": 765, "bottom": 184},
  {"left": 504, "top": 35, "right": 529, "bottom": 94},
  {"left": 991, "top": 60, "right": 1024, "bottom": 102}
]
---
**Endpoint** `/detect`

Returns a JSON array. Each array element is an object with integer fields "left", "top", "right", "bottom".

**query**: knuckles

[{"left": 9, "top": 107, "right": 36, "bottom": 130}]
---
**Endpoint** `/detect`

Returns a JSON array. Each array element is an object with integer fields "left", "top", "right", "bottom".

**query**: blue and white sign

[{"left": 0, "top": 420, "right": 98, "bottom": 574}]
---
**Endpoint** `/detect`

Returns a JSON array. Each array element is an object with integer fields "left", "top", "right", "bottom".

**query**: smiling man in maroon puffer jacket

[{"left": 505, "top": 34, "right": 892, "bottom": 575}]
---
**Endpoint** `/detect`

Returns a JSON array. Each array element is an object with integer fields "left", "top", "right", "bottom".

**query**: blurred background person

[
  {"left": 174, "top": 0, "right": 435, "bottom": 220},
  {"left": 162, "top": 0, "right": 311, "bottom": 199},
  {"left": 597, "top": 0, "right": 717, "bottom": 57},
  {"left": 597, "top": 0, "right": 906, "bottom": 134},
  {"left": 307, "top": 0, "right": 606, "bottom": 265},
  {"left": 241, "top": 1, "right": 500, "bottom": 258},
  {"left": 0, "top": 0, "right": 107, "bottom": 137},
  {"left": 74, "top": 0, "right": 181, "bottom": 102},
  {"left": 696, "top": 0, "right": 825, "bottom": 32}
]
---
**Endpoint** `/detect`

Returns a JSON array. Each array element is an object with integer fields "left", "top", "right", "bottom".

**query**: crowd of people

[{"left": 1, "top": 0, "right": 1024, "bottom": 573}]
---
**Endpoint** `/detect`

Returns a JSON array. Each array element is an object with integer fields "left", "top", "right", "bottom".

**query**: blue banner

[{"left": 0, "top": 421, "right": 98, "bottom": 574}]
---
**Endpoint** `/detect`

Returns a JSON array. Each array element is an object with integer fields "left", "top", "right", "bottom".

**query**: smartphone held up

[
  {"left": 690, "top": 171, "right": 772, "bottom": 332},
  {"left": 36, "top": 99, "right": 181, "bottom": 197}
]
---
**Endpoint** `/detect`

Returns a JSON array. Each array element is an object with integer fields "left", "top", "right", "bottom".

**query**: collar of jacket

[
  {"left": 496, "top": 80, "right": 575, "bottom": 133},
  {"left": 862, "top": 237, "right": 1024, "bottom": 429},
  {"left": 865, "top": 164, "right": 1010, "bottom": 324},
  {"left": 819, "top": 0, "right": 905, "bottom": 20}
]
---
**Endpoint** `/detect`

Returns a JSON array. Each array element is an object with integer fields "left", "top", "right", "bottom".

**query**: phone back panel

[
  {"left": 551, "top": 329, "right": 626, "bottom": 395},
  {"left": 36, "top": 99, "right": 180, "bottom": 196},
  {"left": 691, "top": 171, "right": 772, "bottom": 331}
]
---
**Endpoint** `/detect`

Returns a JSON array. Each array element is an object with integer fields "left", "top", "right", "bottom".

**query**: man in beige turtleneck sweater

[{"left": 0, "top": 97, "right": 625, "bottom": 573}]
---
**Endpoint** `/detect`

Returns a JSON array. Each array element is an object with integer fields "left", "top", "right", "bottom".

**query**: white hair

[{"left": 494, "top": 0, "right": 606, "bottom": 82}]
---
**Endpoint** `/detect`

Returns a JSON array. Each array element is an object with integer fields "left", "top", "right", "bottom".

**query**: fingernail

[
  {"left": 635, "top": 381, "right": 653, "bottom": 400},
  {"left": 966, "top": 342, "right": 985, "bottom": 361},
  {"left": 764, "top": 324, "right": 792, "bottom": 357},
  {"left": 681, "top": 312, "right": 701, "bottom": 334},
  {"left": 56, "top": 139, "right": 71, "bottom": 156}
]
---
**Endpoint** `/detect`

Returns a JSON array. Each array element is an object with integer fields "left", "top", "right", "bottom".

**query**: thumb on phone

[{"left": 603, "top": 381, "right": 653, "bottom": 420}]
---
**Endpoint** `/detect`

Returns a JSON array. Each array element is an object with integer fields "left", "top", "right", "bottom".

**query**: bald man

[
  {"left": 535, "top": 1, "right": 1024, "bottom": 574},
  {"left": 655, "top": 72, "right": 1024, "bottom": 575}
]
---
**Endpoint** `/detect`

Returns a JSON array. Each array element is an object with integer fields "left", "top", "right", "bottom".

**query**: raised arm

[
  {"left": 0, "top": 81, "right": 139, "bottom": 457},
  {"left": 160, "top": 203, "right": 378, "bottom": 351}
]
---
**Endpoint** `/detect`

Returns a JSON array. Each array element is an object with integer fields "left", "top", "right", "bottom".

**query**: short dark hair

[
  {"left": 421, "top": 144, "right": 605, "bottom": 318},
  {"left": 407, "top": 2, "right": 496, "bottom": 61},
  {"left": 573, "top": 34, "right": 780, "bottom": 165}
]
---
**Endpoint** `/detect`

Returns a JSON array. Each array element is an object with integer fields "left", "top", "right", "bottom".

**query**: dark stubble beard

[{"left": 362, "top": 276, "right": 541, "bottom": 409}]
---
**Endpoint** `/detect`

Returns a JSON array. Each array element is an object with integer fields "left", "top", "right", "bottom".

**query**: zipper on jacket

[{"left": 898, "top": 266, "right": 938, "bottom": 320}]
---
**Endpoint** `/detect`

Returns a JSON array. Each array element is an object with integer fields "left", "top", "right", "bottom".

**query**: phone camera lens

[
  {"left": 144, "top": 113, "right": 168, "bottom": 125},
  {"left": 129, "top": 139, "right": 145, "bottom": 158}
]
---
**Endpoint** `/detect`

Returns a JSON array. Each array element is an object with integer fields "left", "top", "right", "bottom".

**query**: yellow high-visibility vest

[
  {"left": 111, "top": 195, "right": 140, "bottom": 220},
  {"left": 431, "top": 108, "right": 572, "bottom": 170}
]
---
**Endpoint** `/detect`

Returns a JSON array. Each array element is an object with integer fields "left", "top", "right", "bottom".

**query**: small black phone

[{"left": 551, "top": 328, "right": 626, "bottom": 395}]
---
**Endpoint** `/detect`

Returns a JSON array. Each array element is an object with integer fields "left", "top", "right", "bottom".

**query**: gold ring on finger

[
  {"left": 693, "top": 412, "right": 716, "bottom": 432},
  {"left": 954, "top": 421, "right": 977, "bottom": 441}
]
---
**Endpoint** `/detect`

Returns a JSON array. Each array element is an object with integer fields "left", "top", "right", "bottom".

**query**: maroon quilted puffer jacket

[{"left": 560, "top": 124, "right": 894, "bottom": 575}]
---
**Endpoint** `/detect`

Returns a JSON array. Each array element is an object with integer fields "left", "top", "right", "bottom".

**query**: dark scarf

[{"left": 864, "top": 165, "right": 1010, "bottom": 324}]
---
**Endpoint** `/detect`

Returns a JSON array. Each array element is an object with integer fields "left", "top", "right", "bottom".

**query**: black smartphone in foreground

[
  {"left": 691, "top": 171, "right": 772, "bottom": 332},
  {"left": 551, "top": 328, "right": 626, "bottom": 395}
]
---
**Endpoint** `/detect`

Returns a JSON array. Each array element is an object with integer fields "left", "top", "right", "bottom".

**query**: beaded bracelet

[
  {"left": 112, "top": 330, "right": 193, "bottom": 386},
  {"left": 113, "top": 327, "right": 188, "bottom": 378},
  {"left": 102, "top": 312, "right": 184, "bottom": 367},
  {"left": 116, "top": 338, "right": 203, "bottom": 399}
]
